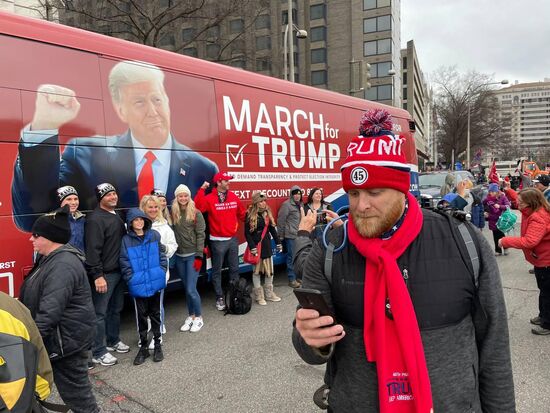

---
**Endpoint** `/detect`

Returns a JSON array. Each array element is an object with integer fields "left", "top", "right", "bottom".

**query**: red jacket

[
  {"left": 501, "top": 207, "right": 550, "bottom": 266},
  {"left": 194, "top": 188, "right": 246, "bottom": 238}
]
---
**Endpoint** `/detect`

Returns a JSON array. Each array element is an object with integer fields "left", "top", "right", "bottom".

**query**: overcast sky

[{"left": 401, "top": 0, "right": 550, "bottom": 84}]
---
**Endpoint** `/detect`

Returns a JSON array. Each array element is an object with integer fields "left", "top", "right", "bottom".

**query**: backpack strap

[
  {"left": 457, "top": 222, "right": 480, "bottom": 287},
  {"left": 323, "top": 242, "right": 335, "bottom": 286}
]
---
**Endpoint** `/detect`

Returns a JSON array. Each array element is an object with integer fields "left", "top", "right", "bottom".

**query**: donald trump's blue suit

[{"left": 12, "top": 131, "right": 218, "bottom": 231}]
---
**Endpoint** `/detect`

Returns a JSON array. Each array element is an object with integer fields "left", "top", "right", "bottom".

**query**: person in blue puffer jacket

[{"left": 120, "top": 208, "right": 167, "bottom": 365}]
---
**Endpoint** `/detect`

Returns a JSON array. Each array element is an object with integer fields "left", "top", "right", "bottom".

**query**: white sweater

[{"left": 152, "top": 220, "right": 177, "bottom": 282}]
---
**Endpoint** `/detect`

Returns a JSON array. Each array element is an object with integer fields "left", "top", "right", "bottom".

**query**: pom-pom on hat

[
  {"left": 488, "top": 183, "right": 499, "bottom": 193},
  {"left": 31, "top": 205, "right": 71, "bottom": 244},
  {"left": 56, "top": 185, "right": 78, "bottom": 203},
  {"left": 174, "top": 184, "right": 191, "bottom": 197},
  {"left": 341, "top": 109, "right": 410, "bottom": 194},
  {"left": 95, "top": 183, "right": 117, "bottom": 201}
]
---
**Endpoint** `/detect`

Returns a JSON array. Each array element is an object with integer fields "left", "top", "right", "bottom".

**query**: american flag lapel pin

[{"left": 180, "top": 168, "right": 186, "bottom": 176}]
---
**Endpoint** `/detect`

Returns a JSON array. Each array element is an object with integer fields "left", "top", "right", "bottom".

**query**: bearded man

[{"left": 292, "top": 109, "right": 515, "bottom": 413}]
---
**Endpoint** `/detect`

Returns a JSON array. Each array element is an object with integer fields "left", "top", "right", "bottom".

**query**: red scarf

[{"left": 348, "top": 192, "right": 433, "bottom": 413}]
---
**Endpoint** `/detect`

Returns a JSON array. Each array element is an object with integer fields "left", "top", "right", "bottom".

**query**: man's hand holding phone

[
  {"left": 295, "top": 308, "right": 345, "bottom": 348},
  {"left": 294, "top": 288, "right": 345, "bottom": 348}
]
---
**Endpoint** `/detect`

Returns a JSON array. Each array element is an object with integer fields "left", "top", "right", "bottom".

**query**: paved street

[{"left": 52, "top": 228, "right": 550, "bottom": 412}]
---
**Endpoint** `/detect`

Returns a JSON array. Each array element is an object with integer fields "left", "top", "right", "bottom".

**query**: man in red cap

[
  {"left": 195, "top": 172, "right": 246, "bottom": 310},
  {"left": 292, "top": 109, "right": 515, "bottom": 412}
]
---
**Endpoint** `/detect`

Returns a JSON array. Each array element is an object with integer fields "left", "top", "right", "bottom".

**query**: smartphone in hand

[{"left": 294, "top": 288, "right": 334, "bottom": 318}]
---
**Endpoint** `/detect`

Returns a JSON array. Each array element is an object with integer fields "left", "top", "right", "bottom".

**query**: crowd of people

[
  {"left": 6, "top": 165, "right": 337, "bottom": 412},
  {"left": 6, "top": 102, "right": 550, "bottom": 411}
]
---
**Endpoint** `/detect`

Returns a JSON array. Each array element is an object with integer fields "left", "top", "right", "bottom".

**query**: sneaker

[
  {"left": 494, "top": 252, "right": 502, "bottom": 256},
  {"left": 106, "top": 341, "right": 130, "bottom": 353},
  {"left": 530, "top": 316, "right": 542, "bottom": 326},
  {"left": 531, "top": 326, "right": 550, "bottom": 335},
  {"left": 216, "top": 297, "right": 226, "bottom": 311},
  {"left": 190, "top": 317, "right": 204, "bottom": 333},
  {"left": 288, "top": 280, "right": 301, "bottom": 288},
  {"left": 148, "top": 336, "right": 163, "bottom": 350},
  {"left": 161, "top": 324, "right": 167, "bottom": 335},
  {"left": 180, "top": 316, "right": 194, "bottom": 332},
  {"left": 88, "top": 361, "right": 95, "bottom": 370},
  {"left": 529, "top": 268, "right": 536, "bottom": 274},
  {"left": 92, "top": 352, "right": 117, "bottom": 366},
  {"left": 503, "top": 249, "right": 509, "bottom": 256},
  {"left": 133, "top": 347, "right": 149, "bottom": 365}
]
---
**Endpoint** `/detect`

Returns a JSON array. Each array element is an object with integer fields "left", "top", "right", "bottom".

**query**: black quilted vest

[{"left": 329, "top": 209, "right": 476, "bottom": 330}]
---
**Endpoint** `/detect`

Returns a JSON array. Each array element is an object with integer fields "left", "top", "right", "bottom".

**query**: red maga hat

[{"left": 213, "top": 172, "right": 234, "bottom": 183}]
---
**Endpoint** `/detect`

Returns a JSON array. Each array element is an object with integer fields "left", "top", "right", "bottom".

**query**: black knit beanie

[{"left": 31, "top": 205, "right": 71, "bottom": 244}]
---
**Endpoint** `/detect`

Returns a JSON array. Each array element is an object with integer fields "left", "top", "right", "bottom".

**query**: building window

[
  {"left": 365, "top": 84, "right": 392, "bottom": 101},
  {"left": 403, "top": 72, "right": 407, "bottom": 85},
  {"left": 310, "top": 26, "right": 327, "bottom": 42},
  {"left": 403, "top": 102, "right": 408, "bottom": 110},
  {"left": 256, "top": 36, "right": 271, "bottom": 50},
  {"left": 363, "top": 15, "right": 391, "bottom": 33},
  {"left": 256, "top": 58, "right": 271, "bottom": 72},
  {"left": 364, "top": 0, "right": 391, "bottom": 9},
  {"left": 369, "top": 61, "right": 392, "bottom": 78},
  {"left": 310, "top": 4, "right": 326, "bottom": 20},
  {"left": 282, "top": 9, "right": 298, "bottom": 25},
  {"left": 402, "top": 56, "right": 407, "bottom": 69},
  {"left": 311, "top": 48, "right": 327, "bottom": 64},
  {"left": 182, "top": 47, "right": 198, "bottom": 57},
  {"left": 364, "top": 38, "right": 392, "bottom": 56},
  {"left": 255, "top": 14, "right": 271, "bottom": 30},
  {"left": 182, "top": 28, "right": 196, "bottom": 42},
  {"left": 207, "top": 25, "right": 220, "bottom": 38},
  {"left": 311, "top": 70, "right": 327, "bottom": 85},
  {"left": 206, "top": 44, "right": 221, "bottom": 59},
  {"left": 230, "top": 59, "right": 246, "bottom": 69},
  {"left": 158, "top": 34, "right": 175, "bottom": 46},
  {"left": 230, "top": 19, "right": 244, "bottom": 33}
]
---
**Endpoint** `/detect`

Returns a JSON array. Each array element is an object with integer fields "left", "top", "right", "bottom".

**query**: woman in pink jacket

[{"left": 500, "top": 188, "right": 550, "bottom": 335}]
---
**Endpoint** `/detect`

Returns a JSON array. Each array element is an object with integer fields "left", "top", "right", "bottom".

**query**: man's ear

[{"left": 113, "top": 101, "right": 127, "bottom": 123}]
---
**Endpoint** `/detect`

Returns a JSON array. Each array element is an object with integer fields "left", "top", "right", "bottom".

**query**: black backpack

[{"left": 224, "top": 277, "right": 252, "bottom": 315}]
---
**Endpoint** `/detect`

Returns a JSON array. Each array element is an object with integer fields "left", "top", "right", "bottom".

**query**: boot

[
  {"left": 153, "top": 345, "right": 164, "bottom": 362},
  {"left": 264, "top": 285, "right": 281, "bottom": 302},
  {"left": 253, "top": 287, "right": 267, "bottom": 305},
  {"left": 133, "top": 346, "right": 149, "bottom": 365}
]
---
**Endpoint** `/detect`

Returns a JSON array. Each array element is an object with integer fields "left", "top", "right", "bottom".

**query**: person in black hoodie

[
  {"left": 85, "top": 183, "right": 129, "bottom": 367},
  {"left": 20, "top": 206, "right": 99, "bottom": 413}
]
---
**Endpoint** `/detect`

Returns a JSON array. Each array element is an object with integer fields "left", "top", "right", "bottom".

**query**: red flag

[{"left": 489, "top": 160, "right": 500, "bottom": 183}]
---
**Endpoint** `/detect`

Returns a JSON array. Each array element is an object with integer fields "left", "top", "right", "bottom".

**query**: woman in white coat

[{"left": 140, "top": 195, "right": 178, "bottom": 347}]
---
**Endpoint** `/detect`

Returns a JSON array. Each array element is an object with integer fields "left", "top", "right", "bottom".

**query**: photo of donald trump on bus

[{"left": 12, "top": 60, "right": 218, "bottom": 231}]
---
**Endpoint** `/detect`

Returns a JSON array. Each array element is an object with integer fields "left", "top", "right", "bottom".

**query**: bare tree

[
  {"left": 432, "top": 66, "right": 504, "bottom": 167},
  {"left": 35, "top": 0, "right": 270, "bottom": 64}
]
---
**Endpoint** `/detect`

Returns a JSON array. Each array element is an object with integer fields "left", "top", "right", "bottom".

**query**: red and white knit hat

[{"left": 341, "top": 109, "right": 410, "bottom": 194}]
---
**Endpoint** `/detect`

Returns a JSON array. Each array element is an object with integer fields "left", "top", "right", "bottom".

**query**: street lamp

[
  {"left": 466, "top": 79, "right": 509, "bottom": 168},
  {"left": 283, "top": 0, "right": 307, "bottom": 82}
]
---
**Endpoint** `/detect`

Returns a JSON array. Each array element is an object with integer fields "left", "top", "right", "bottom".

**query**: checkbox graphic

[
  {"left": 0, "top": 272, "right": 14, "bottom": 297},
  {"left": 226, "top": 143, "right": 247, "bottom": 168}
]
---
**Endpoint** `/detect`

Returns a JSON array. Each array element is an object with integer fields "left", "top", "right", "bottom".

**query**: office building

[
  {"left": 492, "top": 80, "right": 550, "bottom": 157},
  {"left": 401, "top": 39, "right": 430, "bottom": 164}
]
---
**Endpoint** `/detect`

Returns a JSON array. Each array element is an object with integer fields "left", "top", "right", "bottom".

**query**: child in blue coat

[{"left": 120, "top": 208, "right": 167, "bottom": 365}]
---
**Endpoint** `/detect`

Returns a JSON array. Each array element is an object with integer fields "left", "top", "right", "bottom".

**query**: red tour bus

[{"left": 0, "top": 11, "right": 419, "bottom": 297}]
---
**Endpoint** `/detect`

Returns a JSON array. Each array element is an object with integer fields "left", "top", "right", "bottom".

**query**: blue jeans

[
  {"left": 91, "top": 271, "right": 125, "bottom": 358},
  {"left": 210, "top": 237, "right": 239, "bottom": 298},
  {"left": 175, "top": 255, "right": 202, "bottom": 316},
  {"left": 285, "top": 238, "right": 297, "bottom": 281}
]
